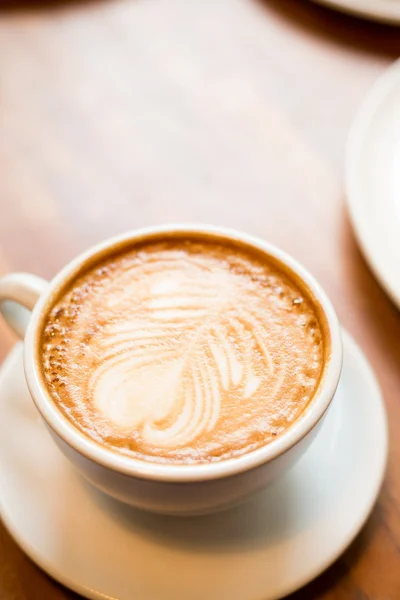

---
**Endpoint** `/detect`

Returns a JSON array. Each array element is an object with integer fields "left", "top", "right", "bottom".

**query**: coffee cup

[{"left": 0, "top": 225, "right": 342, "bottom": 515}]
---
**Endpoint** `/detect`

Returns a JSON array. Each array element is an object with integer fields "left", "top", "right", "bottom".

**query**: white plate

[
  {"left": 347, "top": 59, "right": 400, "bottom": 308},
  {"left": 311, "top": 0, "right": 400, "bottom": 23},
  {"left": 0, "top": 332, "right": 388, "bottom": 600}
]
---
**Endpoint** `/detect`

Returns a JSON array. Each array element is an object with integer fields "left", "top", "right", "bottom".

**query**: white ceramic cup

[{"left": 0, "top": 225, "right": 342, "bottom": 515}]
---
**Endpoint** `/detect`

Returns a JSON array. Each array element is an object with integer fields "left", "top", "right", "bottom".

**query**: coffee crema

[{"left": 40, "top": 237, "right": 328, "bottom": 465}]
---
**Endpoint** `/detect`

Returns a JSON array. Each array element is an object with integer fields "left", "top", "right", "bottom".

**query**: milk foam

[
  {"left": 41, "top": 241, "right": 325, "bottom": 464},
  {"left": 89, "top": 266, "right": 280, "bottom": 449}
]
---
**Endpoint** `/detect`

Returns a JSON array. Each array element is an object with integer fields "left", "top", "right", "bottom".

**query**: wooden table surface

[{"left": 0, "top": 0, "right": 400, "bottom": 598}]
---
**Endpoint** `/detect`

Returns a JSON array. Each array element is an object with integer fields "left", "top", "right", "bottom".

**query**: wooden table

[{"left": 0, "top": 0, "right": 400, "bottom": 597}]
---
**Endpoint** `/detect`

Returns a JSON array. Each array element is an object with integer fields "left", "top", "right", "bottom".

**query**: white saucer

[
  {"left": 310, "top": 0, "right": 400, "bottom": 23},
  {"left": 0, "top": 331, "right": 387, "bottom": 600},
  {"left": 347, "top": 59, "right": 400, "bottom": 308}
]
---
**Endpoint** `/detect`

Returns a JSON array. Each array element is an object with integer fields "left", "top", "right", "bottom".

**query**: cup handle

[{"left": 0, "top": 273, "right": 49, "bottom": 339}]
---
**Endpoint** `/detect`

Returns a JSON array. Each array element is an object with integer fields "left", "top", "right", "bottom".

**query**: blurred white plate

[
  {"left": 311, "top": 0, "right": 400, "bottom": 23},
  {"left": 346, "top": 59, "right": 400, "bottom": 307}
]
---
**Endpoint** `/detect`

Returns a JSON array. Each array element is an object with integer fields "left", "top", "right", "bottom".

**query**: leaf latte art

[{"left": 41, "top": 239, "right": 327, "bottom": 465}]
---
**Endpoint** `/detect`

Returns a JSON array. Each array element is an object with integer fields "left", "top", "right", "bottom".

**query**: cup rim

[{"left": 24, "top": 225, "right": 343, "bottom": 483}]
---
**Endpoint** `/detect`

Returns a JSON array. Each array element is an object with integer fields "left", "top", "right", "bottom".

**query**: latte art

[
  {"left": 92, "top": 272, "right": 275, "bottom": 448},
  {"left": 41, "top": 239, "right": 327, "bottom": 464}
]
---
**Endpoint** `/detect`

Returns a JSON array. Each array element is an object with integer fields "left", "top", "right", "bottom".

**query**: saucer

[
  {"left": 0, "top": 331, "right": 387, "bottom": 600},
  {"left": 347, "top": 59, "right": 400, "bottom": 308},
  {"left": 310, "top": 0, "right": 400, "bottom": 23}
]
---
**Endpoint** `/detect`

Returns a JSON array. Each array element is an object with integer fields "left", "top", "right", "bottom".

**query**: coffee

[{"left": 40, "top": 236, "right": 329, "bottom": 465}]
